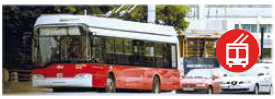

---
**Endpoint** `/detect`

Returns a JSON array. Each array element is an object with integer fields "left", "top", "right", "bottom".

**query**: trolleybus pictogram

[{"left": 226, "top": 33, "right": 249, "bottom": 68}]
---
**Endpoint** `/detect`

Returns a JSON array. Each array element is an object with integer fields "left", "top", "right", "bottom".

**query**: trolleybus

[{"left": 31, "top": 14, "right": 181, "bottom": 93}]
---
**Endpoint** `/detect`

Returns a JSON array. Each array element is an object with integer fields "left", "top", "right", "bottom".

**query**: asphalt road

[
  {"left": 3, "top": 82, "right": 271, "bottom": 95},
  {"left": 7, "top": 89, "right": 269, "bottom": 96}
]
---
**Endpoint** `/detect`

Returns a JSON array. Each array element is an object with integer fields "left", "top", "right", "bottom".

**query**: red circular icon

[{"left": 216, "top": 29, "right": 259, "bottom": 73}]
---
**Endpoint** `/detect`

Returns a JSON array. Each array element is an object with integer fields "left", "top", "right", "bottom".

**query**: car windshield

[
  {"left": 220, "top": 63, "right": 272, "bottom": 77},
  {"left": 223, "top": 70, "right": 252, "bottom": 76},
  {"left": 34, "top": 26, "right": 91, "bottom": 66},
  {"left": 186, "top": 69, "right": 212, "bottom": 78},
  {"left": 220, "top": 66, "right": 255, "bottom": 77}
]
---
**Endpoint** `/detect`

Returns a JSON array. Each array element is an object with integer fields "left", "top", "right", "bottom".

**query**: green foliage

[
  {"left": 156, "top": 5, "right": 190, "bottom": 33},
  {"left": 112, "top": 5, "right": 190, "bottom": 33},
  {"left": 119, "top": 5, "right": 148, "bottom": 23},
  {"left": 3, "top": 5, "right": 190, "bottom": 69},
  {"left": 3, "top": 5, "right": 115, "bottom": 69}
]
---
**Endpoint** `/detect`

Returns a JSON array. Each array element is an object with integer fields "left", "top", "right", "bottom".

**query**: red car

[{"left": 178, "top": 69, "right": 223, "bottom": 94}]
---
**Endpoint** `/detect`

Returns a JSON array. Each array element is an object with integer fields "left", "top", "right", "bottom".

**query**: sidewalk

[{"left": 3, "top": 82, "right": 51, "bottom": 95}]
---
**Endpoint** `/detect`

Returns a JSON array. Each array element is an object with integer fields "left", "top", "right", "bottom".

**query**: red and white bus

[{"left": 31, "top": 15, "right": 181, "bottom": 93}]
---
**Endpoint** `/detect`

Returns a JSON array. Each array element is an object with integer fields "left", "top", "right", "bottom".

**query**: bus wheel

[
  {"left": 105, "top": 74, "right": 116, "bottom": 93},
  {"left": 152, "top": 77, "right": 160, "bottom": 94},
  {"left": 207, "top": 86, "right": 213, "bottom": 94},
  {"left": 176, "top": 89, "right": 184, "bottom": 94},
  {"left": 52, "top": 88, "right": 66, "bottom": 92}
]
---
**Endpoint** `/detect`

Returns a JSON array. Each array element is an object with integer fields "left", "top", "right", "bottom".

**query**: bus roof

[{"left": 34, "top": 14, "right": 178, "bottom": 43}]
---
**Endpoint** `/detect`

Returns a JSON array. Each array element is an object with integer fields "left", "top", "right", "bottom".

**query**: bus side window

[
  {"left": 163, "top": 43, "right": 172, "bottom": 69},
  {"left": 124, "top": 38, "right": 133, "bottom": 65},
  {"left": 105, "top": 37, "right": 116, "bottom": 64},
  {"left": 144, "top": 41, "right": 154, "bottom": 67},
  {"left": 92, "top": 36, "right": 104, "bottom": 63},
  {"left": 131, "top": 40, "right": 142, "bottom": 66},
  {"left": 155, "top": 43, "right": 163, "bottom": 68},
  {"left": 171, "top": 44, "right": 177, "bottom": 69},
  {"left": 138, "top": 41, "right": 146, "bottom": 66},
  {"left": 115, "top": 37, "right": 125, "bottom": 65}
]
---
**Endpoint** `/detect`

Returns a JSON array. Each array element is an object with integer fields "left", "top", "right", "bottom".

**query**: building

[
  {"left": 180, "top": 4, "right": 272, "bottom": 74},
  {"left": 185, "top": 4, "right": 272, "bottom": 59}
]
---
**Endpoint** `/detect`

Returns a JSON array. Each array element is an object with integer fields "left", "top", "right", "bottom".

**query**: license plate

[
  {"left": 56, "top": 73, "right": 63, "bottom": 78},
  {"left": 183, "top": 87, "right": 194, "bottom": 91},
  {"left": 229, "top": 85, "right": 240, "bottom": 89}
]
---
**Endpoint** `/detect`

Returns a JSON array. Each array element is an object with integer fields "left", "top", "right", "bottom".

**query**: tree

[
  {"left": 156, "top": 5, "right": 190, "bottom": 33},
  {"left": 3, "top": 5, "right": 190, "bottom": 69},
  {"left": 111, "top": 5, "right": 190, "bottom": 33},
  {"left": 3, "top": 5, "right": 115, "bottom": 69}
]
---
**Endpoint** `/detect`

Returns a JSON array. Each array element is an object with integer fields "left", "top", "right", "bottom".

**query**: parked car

[
  {"left": 177, "top": 68, "right": 223, "bottom": 94},
  {"left": 220, "top": 63, "right": 272, "bottom": 94}
]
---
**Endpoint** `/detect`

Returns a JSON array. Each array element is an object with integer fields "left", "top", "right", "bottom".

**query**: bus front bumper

[{"left": 32, "top": 76, "right": 92, "bottom": 88}]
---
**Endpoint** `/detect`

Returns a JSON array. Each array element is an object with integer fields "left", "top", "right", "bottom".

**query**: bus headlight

[
  {"left": 32, "top": 74, "right": 44, "bottom": 79},
  {"left": 219, "top": 81, "right": 227, "bottom": 84},
  {"left": 74, "top": 74, "right": 91, "bottom": 78}
]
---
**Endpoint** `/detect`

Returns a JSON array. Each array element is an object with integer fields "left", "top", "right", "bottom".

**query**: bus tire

[
  {"left": 52, "top": 88, "right": 66, "bottom": 92},
  {"left": 105, "top": 74, "right": 116, "bottom": 93},
  {"left": 176, "top": 89, "right": 184, "bottom": 94},
  {"left": 152, "top": 76, "right": 160, "bottom": 94},
  {"left": 207, "top": 86, "right": 213, "bottom": 94}
]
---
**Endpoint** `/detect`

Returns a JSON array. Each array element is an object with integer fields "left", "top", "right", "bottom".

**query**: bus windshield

[{"left": 34, "top": 26, "right": 91, "bottom": 66}]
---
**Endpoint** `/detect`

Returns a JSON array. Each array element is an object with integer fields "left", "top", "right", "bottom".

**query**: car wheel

[
  {"left": 207, "top": 86, "right": 213, "bottom": 94},
  {"left": 105, "top": 74, "right": 116, "bottom": 93},
  {"left": 269, "top": 85, "right": 273, "bottom": 95},
  {"left": 253, "top": 85, "right": 259, "bottom": 95},
  {"left": 152, "top": 77, "right": 160, "bottom": 94},
  {"left": 176, "top": 89, "right": 183, "bottom": 94}
]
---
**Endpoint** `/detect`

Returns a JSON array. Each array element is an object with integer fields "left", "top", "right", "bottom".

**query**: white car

[{"left": 220, "top": 63, "right": 272, "bottom": 94}]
